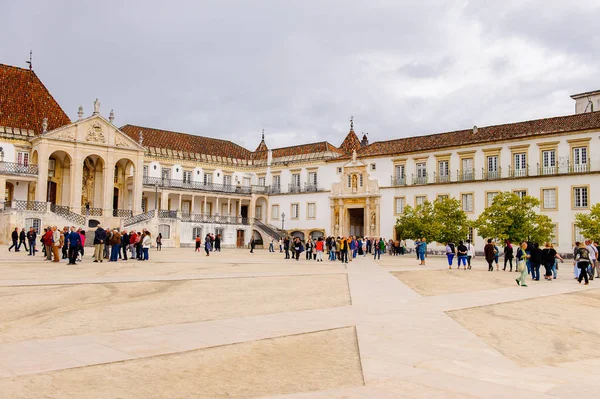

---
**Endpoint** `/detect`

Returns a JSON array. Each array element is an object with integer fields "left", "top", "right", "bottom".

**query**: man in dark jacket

[
  {"left": 26, "top": 227, "right": 37, "bottom": 256},
  {"left": 66, "top": 226, "right": 81, "bottom": 265},
  {"left": 121, "top": 231, "right": 129, "bottom": 260},
  {"left": 93, "top": 225, "right": 106, "bottom": 263},
  {"left": 17, "top": 228, "right": 28, "bottom": 252},
  {"left": 8, "top": 228, "right": 19, "bottom": 252},
  {"left": 484, "top": 239, "right": 496, "bottom": 271}
]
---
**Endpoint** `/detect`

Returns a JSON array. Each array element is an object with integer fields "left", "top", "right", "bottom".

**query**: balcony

[
  {"left": 508, "top": 165, "right": 529, "bottom": 178},
  {"left": 143, "top": 176, "right": 253, "bottom": 195},
  {"left": 180, "top": 213, "right": 249, "bottom": 225},
  {"left": 0, "top": 161, "right": 38, "bottom": 176},
  {"left": 287, "top": 183, "right": 322, "bottom": 194},
  {"left": 412, "top": 173, "right": 428, "bottom": 185},
  {"left": 483, "top": 167, "right": 501, "bottom": 180},
  {"left": 390, "top": 175, "right": 406, "bottom": 186},
  {"left": 458, "top": 169, "right": 475, "bottom": 182},
  {"left": 434, "top": 172, "right": 450, "bottom": 184}
]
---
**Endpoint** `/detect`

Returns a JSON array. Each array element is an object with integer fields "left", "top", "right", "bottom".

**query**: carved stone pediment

[{"left": 86, "top": 122, "right": 106, "bottom": 143}]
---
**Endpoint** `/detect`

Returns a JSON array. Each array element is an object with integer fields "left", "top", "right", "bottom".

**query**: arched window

[
  {"left": 192, "top": 227, "right": 202, "bottom": 240},
  {"left": 25, "top": 218, "right": 41, "bottom": 232},
  {"left": 158, "top": 224, "right": 171, "bottom": 239}
]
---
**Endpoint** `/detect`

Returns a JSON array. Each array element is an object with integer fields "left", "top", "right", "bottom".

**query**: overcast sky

[{"left": 2, "top": 0, "right": 599, "bottom": 150}]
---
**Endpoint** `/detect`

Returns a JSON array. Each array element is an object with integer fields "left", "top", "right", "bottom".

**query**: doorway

[
  {"left": 47, "top": 181, "right": 57, "bottom": 204},
  {"left": 113, "top": 188, "right": 119, "bottom": 210},
  {"left": 348, "top": 208, "right": 364, "bottom": 237},
  {"left": 241, "top": 205, "right": 248, "bottom": 218},
  {"left": 236, "top": 230, "right": 245, "bottom": 248}
]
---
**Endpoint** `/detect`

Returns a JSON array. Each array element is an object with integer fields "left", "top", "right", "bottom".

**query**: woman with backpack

[{"left": 576, "top": 242, "right": 591, "bottom": 285}]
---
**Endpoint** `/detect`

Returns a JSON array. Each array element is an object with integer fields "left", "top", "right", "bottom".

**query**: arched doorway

[
  {"left": 114, "top": 158, "right": 136, "bottom": 214},
  {"left": 290, "top": 231, "right": 305, "bottom": 241},
  {"left": 47, "top": 151, "right": 72, "bottom": 206},
  {"left": 5, "top": 182, "right": 14, "bottom": 202},
  {"left": 254, "top": 196, "right": 268, "bottom": 222},
  {"left": 81, "top": 155, "right": 105, "bottom": 210}
]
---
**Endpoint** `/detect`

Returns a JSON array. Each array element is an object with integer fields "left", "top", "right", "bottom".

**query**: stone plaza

[{"left": 1, "top": 247, "right": 599, "bottom": 398}]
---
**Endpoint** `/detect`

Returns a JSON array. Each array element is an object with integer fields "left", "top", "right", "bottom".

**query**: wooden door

[
  {"left": 47, "top": 181, "right": 57, "bottom": 204},
  {"left": 236, "top": 230, "right": 245, "bottom": 248},
  {"left": 113, "top": 188, "right": 119, "bottom": 210}
]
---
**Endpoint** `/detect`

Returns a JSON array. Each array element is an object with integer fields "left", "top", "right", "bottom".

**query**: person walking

[
  {"left": 503, "top": 240, "right": 514, "bottom": 271},
  {"left": 66, "top": 226, "right": 81, "bottom": 265},
  {"left": 484, "top": 239, "right": 495, "bottom": 271},
  {"left": 156, "top": 233, "right": 162, "bottom": 251},
  {"left": 268, "top": 236, "right": 274, "bottom": 252},
  {"left": 542, "top": 242, "right": 556, "bottom": 281},
  {"left": 26, "top": 227, "right": 37, "bottom": 256},
  {"left": 576, "top": 242, "right": 591, "bottom": 285},
  {"left": 530, "top": 243, "right": 543, "bottom": 281},
  {"left": 417, "top": 238, "right": 427, "bottom": 265},
  {"left": 249, "top": 236, "right": 255, "bottom": 253},
  {"left": 585, "top": 240, "right": 598, "bottom": 280},
  {"left": 204, "top": 234, "right": 211, "bottom": 256},
  {"left": 515, "top": 242, "right": 529, "bottom": 287},
  {"left": 8, "top": 228, "right": 19, "bottom": 252},
  {"left": 445, "top": 241, "right": 455, "bottom": 269},
  {"left": 195, "top": 235, "right": 201, "bottom": 252},
  {"left": 373, "top": 237, "right": 381, "bottom": 260},
  {"left": 551, "top": 243, "right": 563, "bottom": 279},
  {"left": 93, "top": 225, "right": 106, "bottom": 263},
  {"left": 457, "top": 241, "right": 468, "bottom": 270},
  {"left": 17, "top": 228, "right": 28, "bottom": 252}
]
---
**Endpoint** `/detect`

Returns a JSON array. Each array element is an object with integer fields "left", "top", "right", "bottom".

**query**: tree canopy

[
  {"left": 473, "top": 191, "right": 554, "bottom": 244},
  {"left": 575, "top": 203, "right": 600, "bottom": 242},
  {"left": 395, "top": 197, "right": 469, "bottom": 243}
]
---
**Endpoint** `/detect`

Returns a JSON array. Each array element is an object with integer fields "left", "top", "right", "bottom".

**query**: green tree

[
  {"left": 473, "top": 191, "right": 554, "bottom": 244},
  {"left": 575, "top": 203, "right": 600, "bottom": 242},
  {"left": 395, "top": 197, "right": 469, "bottom": 243}
]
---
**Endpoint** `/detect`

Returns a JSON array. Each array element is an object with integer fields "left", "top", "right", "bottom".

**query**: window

[
  {"left": 462, "top": 193, "right": 474, "bottom": 212},
  {"left": 359, "top": 174, "right": 363, "bottom": 187},
  {"left": 17, "top": 152, "right": 29, "bottom": 166},
  {"left": 573, "top": 147, "right": 588, "bottom": 172},
  {"left": 215, "top": 228, "right": 223, "bottom": 239},
  {"left": 437, "top": 194, "right": 449, "bottom": 201},
  {"left": 514, "top": 190, "right": 527, "bottom": 199},
  {"left": 255, "top": 205, "right": 263, "bottom": 220},
  {"left": 158, "top": 224, "right": 171, "bottom": 239},
  {"left": 415, "top": 195, "right": 426, "bottom": 206},
  {"left": 467, "top": 227, "right": 474, "bottom": 243},
  {"left": 394, "top": 164, "right": 406, "bottom": 185},
  {"left": 243, "top": 177, "right": 251, "bottom": 187},
  {"left": 308, "top": 171, "right": 317, "bottom": 187},
  {"left": 513, "top": 153, "right": 527, "bottom": 177},
  {"left": 272, "top": 205, "right": 279, "bottom": 219},
  {"left": 291, "top": 203, "right": 299, "bottom": 219},
  {"left": 223, "top": 175, "right": 232, "bottom": 186},
  {"left": 161, "top": 168, "right": 171, "bottom": 181},
  {"left": 573, "top": 186, "right": 589, "bottom": 209},
  {"left": 292, "top": 173, "right": 300, "bottom": 188},
  {"left": 337, "top": 167, "right": 342, "bottom": 174},
  {"left": 542, "top": 188, "right": 557, "bottom": 210},
  {"left": 203, "top": 172, "right": 213, "bottom": 184},
  {"left": 461, "top": 158, "right": 474, "bottom": 180},
  {"left": 416, "top": 163, "right": 427, "bottom": 177},
  {"left": 574, "top": 225, "right": 585, "bottom": 243},
  {"left": 395, "top": 197, "right": 405, "bottom": 214},
  {"left": 141, "top": 198, "right": 147, "bottom": 212},
  {"left": 183, "top": 171, "right": 192, "bottom": 183},
  {"left": 258, "top": 176, "right": 266, "bottom": 186},
  {"left": 347, "top": 175, "right": 352, "bottom": 187},
  {"left": 25, "top": 218, "right": 41, "bottom": 232},
  {"left": 551, "top": 223, "right": 558, "bottom": 245},
  {"left": 370, "top": 163, "right": 376, "bottom": 171},
  {"left": 487, "top": 155, "right": 499, "bottom": 178},
  {"left": 486, "top": 192, "right": 498, "bottom": 207},
  {"left": 192, "top": 227, "right": 202, "bottom": 241},
  {"left": 438, "top": 160, "right": 449, "bottom": 182},
  {"left": 272, "top": 175, "right": 281, "bottom": 188},
  {"left": 143, "top": 165, "right": 149, "bottom": 178},
  {"left": 541, "top": 149, "right": 556, "bottom": 174},
  {"left": 307, "top": 203, "right": 316, "bottom": 219}
]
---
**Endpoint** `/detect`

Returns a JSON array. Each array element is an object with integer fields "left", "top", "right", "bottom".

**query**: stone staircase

[{"left": 253, "top": 219, "right": 286, "bottom": 241}]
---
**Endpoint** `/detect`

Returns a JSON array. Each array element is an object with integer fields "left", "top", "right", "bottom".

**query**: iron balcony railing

[
  {"left": 287, "top": 183, "right": 322, "bottom": 193},
  {"left": 113, "top": 209, "right": 133, "bottom": 218},
  {"left": 158, "top": 210, "right": 178, "bottom": 219},
  {"left": 391, "top": 175, "right": 406, "bottom": 186},
  {"left": 82, "top": 207, "right": 103, "bottom": 217},
  {"left": 412, "top": 173, "right": 428, "bottom": 185},
  {"left": 483, "top": 167, "right": 502, "bottom": 180},
  {"left": 0, "top": 161, "right": 39, "bottom": 176},
  {"left": 434, "top": 172, "right": 450, "bottom": 183},
  {"left": 143, "top": 176, "right": 253, "bottom": 195},
  {"left": 458, "top": 169, "right": 475, "bottom": 182},
  {"left": 3, "top": 200, "right": 48, "bottom": 212},
  {"left": 508, "top": 165, "right": 529, "bottom": 178}
]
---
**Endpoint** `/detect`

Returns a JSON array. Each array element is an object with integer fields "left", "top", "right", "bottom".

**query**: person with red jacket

[{"left": 315, "top": 236, "right": 325, "bottom": 262}]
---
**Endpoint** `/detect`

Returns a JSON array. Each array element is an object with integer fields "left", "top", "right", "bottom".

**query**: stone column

[
  {"left": 160, "top": 191, "right": 168, "bottom": 211},
  {"left": 70, "top": 155, "right": 83, "bottom": 214},
  {"left": 177, "top": 194, "right": 182, "bottom": 211},
  {"left": 36, "top": 156, "right": 49, "bottom": 203},
  {"left": 190, "top": 195, "right": 195, "bottom": 215},
  {"left": 0, "top": 176, "right": 6, "bottom": 206},
  {"left": 375, "top": 197, "right": 380, "bottom": 237},
  {"left": 215, "top": 197, "right": 220, "bottom": 216},
  {"left": 102, "top": 153, "right": 115, "bottom": 216},
  {"left": 132, "top": 157, "right": 144, "bottom": 214},
  {"left": 203, "top": 196, "right": 207, "bottom": 214},
  {"left": 365, "top": 197, "right": 371, "bottom": 238}
]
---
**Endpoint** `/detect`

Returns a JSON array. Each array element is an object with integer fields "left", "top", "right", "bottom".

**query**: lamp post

[
  {"left": 281, "top": 212, "right": 285, "bottom": 230},
  {"left": 154, "top": 182, "right": 159, "bottom": 212}
]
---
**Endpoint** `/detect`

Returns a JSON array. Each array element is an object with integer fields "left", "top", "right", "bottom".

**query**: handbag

[{"left": 517, "top": 259, "right": 526, "bottom": 273}]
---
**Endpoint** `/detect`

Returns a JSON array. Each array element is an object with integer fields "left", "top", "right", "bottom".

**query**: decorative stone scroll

[
  {"left": 86, "top": 122, "right": 105, "bottom": 143},
  {"left": 115, "top": 136, "right": 130, "bottom": 148}
]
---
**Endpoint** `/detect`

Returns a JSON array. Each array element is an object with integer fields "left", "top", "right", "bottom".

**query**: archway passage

[
  {"left": 348, "top": 208, "right": 364, "bottom": 237},
  {"left": 81, "top": 155, "right": 105, "bottom": 210},
  {"left": 47, "top": 151, "right": 72, "bottom": 206},
  {"left": 114, "top": 158, "right": 136, "bottom": 213}
]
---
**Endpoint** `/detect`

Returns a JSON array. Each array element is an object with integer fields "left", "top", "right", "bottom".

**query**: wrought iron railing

[
  {"left": 0, "top": 161, "right": 39, "bottom": 176},
  {"left": 143, "top": 176, "right": 253, "bottom": 194},
  {"left": 123, "top": 210, "right": 155, "bottom": 227},
  {"left": 82, "top": 207, "right": 103, "bottom": 217},
  {"left": 412, "top": 173, "right": 428, "bottom": 185},
  {"left": 253, "top": 218, "right": 285, "bottom": 240},
  {"left": 158, "top": 210, "right": 178, "bottom": 219},
  {"left": 483, "top": 167, "right": 502, "bottom": 180},
  {"left": 288, "top": 184, "right": 302, "bottom": 193},
  {"left": 179, "top": 213, "right": 249, "bottom": 225},
  {"left": 4, "top": 200, "right": 47, "bottom": 212},
  {"left": 391, "top": 175, "right": 406, "bottom": 186},
  {"left": 113, "top": 209, "right": 133, "bottom": 218},
  {"left": 458, "top": 169, "right": 475, "bottom": 182},
  {"left": 49, "top": 204, "right": 85, "bottom": 225},
  {"left": 508, "top": 165, "right": 529, "bottom": 178},
  {"left": 434, "top": 172, "right": 450, "bottom": 183}
]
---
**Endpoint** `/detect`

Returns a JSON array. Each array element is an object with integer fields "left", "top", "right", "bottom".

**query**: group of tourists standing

[
  {"left": 92, "top": 225, "right": 154, "bottom": 262},
  {"left": 195, "top": 233, "right": 221, "bottom": 255}
]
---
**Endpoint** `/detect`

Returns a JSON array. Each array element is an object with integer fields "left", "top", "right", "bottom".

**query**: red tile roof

[
  {"left": 339, "top": 128, "right": 361, "bottom": 154},
  {"left": 271, "top": 141, "right": 343, "bottom": 158},
  {"left": 357, "top": 111, "right": 600, "bottom": 158},
  {"left": 0, "top": 64, "right": 71, "bottom": 134},
  {"left": 120, "top": 124, "right": 252, "bottom": 160}
]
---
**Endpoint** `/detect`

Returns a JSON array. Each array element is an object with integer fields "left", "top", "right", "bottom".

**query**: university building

[{"left": 1, "top": 62, "right": 599, "bottom": 252}]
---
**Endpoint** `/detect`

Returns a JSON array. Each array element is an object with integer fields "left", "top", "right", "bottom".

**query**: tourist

[
  {"left": 142, "top": 231, "right": 151, "bottom": 261},
  {"left": 336, "top": 236, "right": 342, "bottom": 261},
  {"left": 278, "top": 238, "right": 283, "bottom": 252},
  {"left": 43, "top": 227, "right": 53, "bottom": 261},
  {"left": 195, "top": 235, "right": 201, "bottom": 252},
  {"left": 530, "top": 243, "right": 543, "bottom": 281},
  {"left": 51, "top": 226, "right": 61, "bottom": 263},
  {"left": 26, "top": 227, "right": 36, "bottom": 256},
  {"left": 305, "top": 238, "right": 313, "bottom": 260},
  {"left": 136, "top": 230, "right": 144, "bottom": 260},
  {"left": 78, "top": 229, "right": 86, "bottom": 262},
  {"left": 576, "top": 242, "right": 591, "bottom": 285},
  {"left": 249, "top": 236, "right": 255, "bottom": 253},
  {"left": 204, "top": 233, "right": 211, "bottom": 256},
  {"left": 445, "top": 241, "right": 455, "bottom": 269},
  {"left": 551, "top": 243, "right": 563, "bottom": 279},
  {"left": 366, "top": 237, "right": 372, "bottom": 254},
  {"left": 400, "top": 239, "right": 406, "bottom": 255},
  {"left": 293, "top": 237, "right": 303, "bottom": 261},
  {"left": 493, "top": 241, "right": 500, "bottom": 270},
  {"left": 373, "top": 237, "right": 381, "bottom": 260},
  {"left": 466, "top": 239, "right": 475, "bottom": 270},
  {"left": 103, "top": 228, "right": 111, "bottom": 260},
  {"left": 18, "top": 228, "right": 28, "bottom": 252},
  {"left": 215, "top": 234, "right": 221, "bottom": 251},
  {"left": 457, "top": 241, "right": 468, "bottom": 270},
  {"left": 595, "top": 241, "right": 600, "bottom": 278},
  {"left": 503, "top": 240, "right": 514, "bottom": 271},
  {"left": 8, "top": 227, "right": 19, "bottom": 252},
  {"left": 269, "top": 236, "right": 274, "bottom": 252},
  {"left": 109, "top": 229, "right": 122, "bottom": 262},
  {"left": 573, "top": 242, "right": 581, "bottom": 279},
  {"left": 284, "top": 236, "right": 290, "bottom": 259},
  {"left": 417, "top": 238, "right": 427, "bottom": 265},
  {"left": 66, "top": 226, "right": 81, "bottom": 265},
  {"left": 128, "top": 230, "right": 137, "bottom": 258},
  {"left": 156, "top": 233, "right": 162, "bottom": 251},
  {"left": 542, "top": 242, "right": 557, "bottom": 281},
  {"left": 515, "top": 241, "right": 529, "bottom": 287},
  {"left": 40, "top": 228, "right": 47, "bottom": 257},
  {"left": 328, "top": 237, "right": 336, "bottom": 261},
  {"left": 585, "top": 240, "right": 598, "bottom": 280},
  {"left": 93, "top": 224, "right": 106, "bottom": 263},
  {"left": 315, "top": 236, "right": 324, "bottom": 262},
  {"left": 59, "top": 227, "right": 68, "bottom": 260},
  {"left": 340, "top": 236, "right": 349, "bottom": 264},
  {"left": 484, "top": 239, "right": 495, "bottom": 271},
  {"left": 120, "top": 230, "right": 129, "bottom": 260}
]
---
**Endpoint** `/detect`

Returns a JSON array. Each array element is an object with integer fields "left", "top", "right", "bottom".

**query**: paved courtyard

[{"left": 0, "top": 247, "right": 599, "bottom": 398}]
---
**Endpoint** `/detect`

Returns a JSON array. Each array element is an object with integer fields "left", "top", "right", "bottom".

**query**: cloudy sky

[{"left": 2, "top": 0, "right": 599, "bottom": 150}]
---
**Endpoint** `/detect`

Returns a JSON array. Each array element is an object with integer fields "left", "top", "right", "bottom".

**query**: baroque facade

[{"left": 1, "top": 62, "right": 600, "bottom": 252}]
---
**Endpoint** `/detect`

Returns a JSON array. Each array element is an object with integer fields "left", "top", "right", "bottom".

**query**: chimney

[{"left": 361, "top": 133, "right": 369, "bottom": 147}]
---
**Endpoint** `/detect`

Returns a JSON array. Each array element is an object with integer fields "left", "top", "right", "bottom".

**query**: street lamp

[
  {"left": 281, "top": 212, "right": 285, "bottom": 230},
  {"left": 154, "top": 182, "right": 159, "bottom": 212}
]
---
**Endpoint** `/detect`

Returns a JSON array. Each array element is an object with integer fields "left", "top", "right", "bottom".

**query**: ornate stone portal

[
  {"left": 81, "top": 158, "right": 96, "bottom": 208},
  {"left": 330, "top": 155, "right": 380, "bottom": 238}
]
